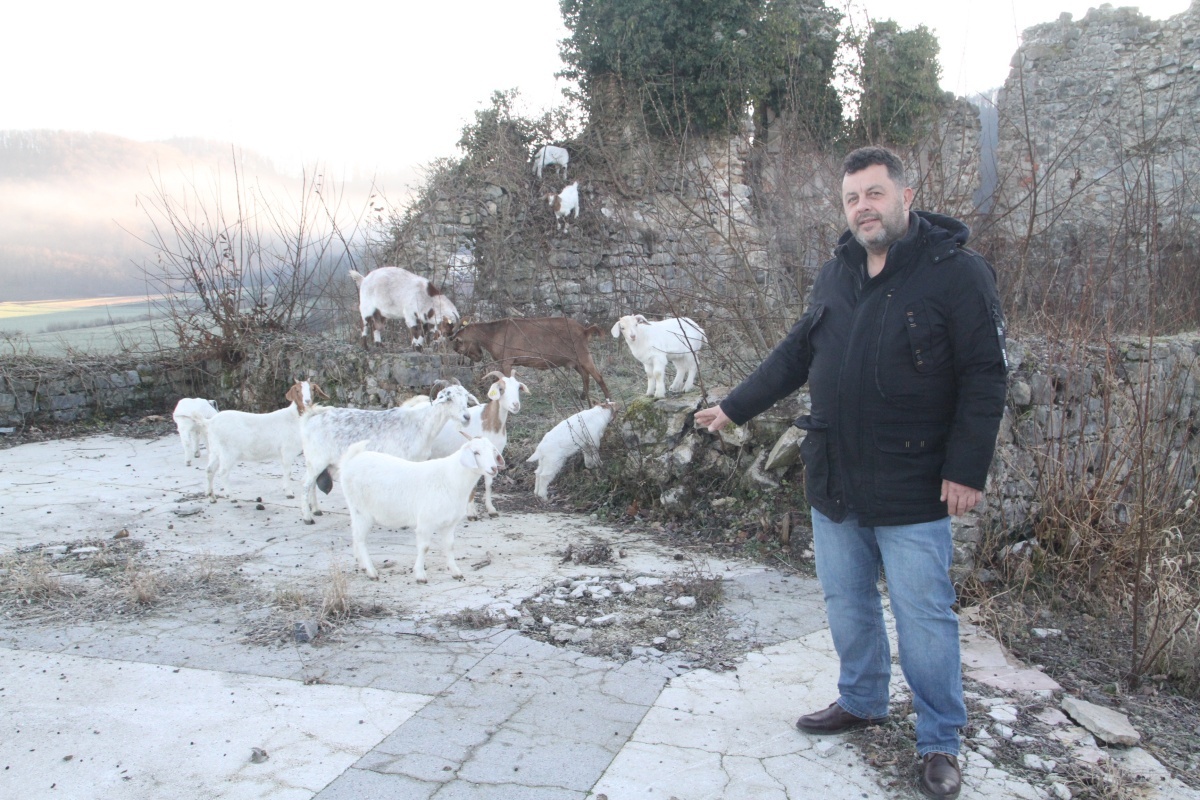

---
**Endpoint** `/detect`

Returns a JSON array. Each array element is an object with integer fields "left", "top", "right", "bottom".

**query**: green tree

[
  {"left": 559, "top": 0, "right": 840, "bottom": 138},
  {"left": 851, "top": 20, "right": 946, "bottom": 146},
  {"left": 752, "top": 0, "right": 843, "bottom": 146}
]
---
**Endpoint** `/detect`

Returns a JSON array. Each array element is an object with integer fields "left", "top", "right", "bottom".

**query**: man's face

[{"left": 842, "top": 163, "right": 913, "bottom": 252}]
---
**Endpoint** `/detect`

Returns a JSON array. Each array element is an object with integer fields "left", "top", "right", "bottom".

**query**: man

[{"left": 695, "top": 146, "right": 1007, "bottom": 799}]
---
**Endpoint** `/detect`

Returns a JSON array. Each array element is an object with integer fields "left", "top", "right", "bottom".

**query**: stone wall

[
  {"left": 994, "top": 2, "right": 1200, "bottom": 232},
  {"left": 617, "top": 333, "right": 1200, "bottom": 580},
  {"left": 0, "top": 339, "right": 477, "bottom": 428},
  {"left": 991, "top": 2, "right": 1200, "bottom": 314}
]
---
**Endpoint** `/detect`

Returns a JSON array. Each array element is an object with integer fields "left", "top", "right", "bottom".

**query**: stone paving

[{"left": 0, "top": 434, "right": 1195, "bottom": 799}]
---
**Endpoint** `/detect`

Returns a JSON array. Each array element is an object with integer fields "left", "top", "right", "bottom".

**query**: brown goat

[{"left": 449, "top": 317, "right": 610, "bottom": 401}]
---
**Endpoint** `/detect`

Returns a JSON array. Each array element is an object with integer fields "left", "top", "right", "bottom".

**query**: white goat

[
  {"left": 172, "top": 397, "right": 218, "bottom": 466},
  {"left": 298, "top": 382, "right": 477, "bottom": 523},
  {"left": 526, "top": 402, "right": 616, "bottom": 501},
  {"left": 192, "top": 380, "right": 327, "bottom": 502},
  {"left": 428, "top": 369, "right": 528, "bottom": 518},
  {"left": 349, "top": 266, "right": 460, "bottom": 349},
  {"left": 611, "top": 315, "right": 707, "bottom": 398},
  {"left": 339, "top": 437, "right": 505, "bottom": 582},
  {"left": 545, "top": 182, "right": 579, "bottom": 233},
  {"left": 532, "top": 144, "right": 569, "bottom": 180}
]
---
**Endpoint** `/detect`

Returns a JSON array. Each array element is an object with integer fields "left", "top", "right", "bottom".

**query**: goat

[
  {"left": 611, "top": 315, "right": 708, "bottom": 398},
  {"left": 428, "top": 369, "right": 528, "bottom": 518},
  {"left": 172, "top": 397, "right": 218, "bottom": 466},
  {"left": 545, "top": 181, "right": 579, "bottom": 233},
  {"left": 349, "top": 266, "right": 459, "bottom": 349},
  {"left": 532, "top": 144, "right": 569, "bottom": 180},
  {"left": 192, "top": 380, "right": 327, "bottom": 502},
  {"left": 527, "top": 402, "right": 616, "bottom": 501},
  {"left": 339, "top": 436, "right": 505, "bottom": 582},
  {"left": 297, "top": 381, "right": 477, "bottom": 524},
  {"left": 450, "top": 317, "right": 610, "bottom": 402}
]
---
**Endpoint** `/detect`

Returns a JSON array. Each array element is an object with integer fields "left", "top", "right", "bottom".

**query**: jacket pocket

[
  {"left": 903, "top": 301, "right": 949, "bottom": 374},
  {"left": 796, "top": 415, "right": 830, "bottom": 504},
  {"left": 872, "top": 423, "right": 947, "bottom": 504}
]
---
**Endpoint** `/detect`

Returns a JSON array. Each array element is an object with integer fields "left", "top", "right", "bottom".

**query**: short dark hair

[{"left": 842, "top": 146, "right": 907, "bottom": 187}]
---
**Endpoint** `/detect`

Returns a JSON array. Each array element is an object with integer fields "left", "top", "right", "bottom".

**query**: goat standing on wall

[
  {"left": 350, "top": 266, "right": 459, "bottom": 349},
  {"left": 449, "top": 317, "right": 610, "bottom": 402},
  {"left": 532, "top": 144, "right": 569, "bottom": 180},
  {"left": 611, "top": 315, "right": 707, "bottom": 397},
  {"left": 545, "top": 182, "right": 579, "bottom": 233}
]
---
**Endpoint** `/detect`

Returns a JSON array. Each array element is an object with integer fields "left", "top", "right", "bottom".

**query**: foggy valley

[{"left": 0, "top": 130, "right": 415, "bottom": 302}]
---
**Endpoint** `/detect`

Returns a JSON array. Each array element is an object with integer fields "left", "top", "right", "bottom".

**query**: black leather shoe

[
  {"left": 919, "top": 753, "right": 961, "bottom": 799},
  {"left": 795, "top": 701, "right": 885, "bottom": 734}
]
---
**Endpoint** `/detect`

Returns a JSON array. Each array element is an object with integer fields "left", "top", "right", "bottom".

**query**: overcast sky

[{"left": 2, "top": 0, "right": 1192, "bottom": 187}]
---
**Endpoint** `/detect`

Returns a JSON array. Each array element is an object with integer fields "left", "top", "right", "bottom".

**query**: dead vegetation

[{"left": 0, "top": 537, "right": 391, "bottom": 646}]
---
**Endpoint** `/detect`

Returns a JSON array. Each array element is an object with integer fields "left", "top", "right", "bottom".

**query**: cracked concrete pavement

[{"left": 1, "top": 434, "right": 1195, "bottom": 799}]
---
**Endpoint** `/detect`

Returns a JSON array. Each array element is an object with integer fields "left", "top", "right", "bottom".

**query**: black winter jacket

[{"left": 721, "top": 211, "right": 1008, "bottom": 526}]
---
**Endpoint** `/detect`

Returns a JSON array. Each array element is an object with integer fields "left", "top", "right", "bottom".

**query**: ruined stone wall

[
  {"left": 0, "top": 339, "right": 476, "bottom": 428},
  {"left": 993, "top": 3, "right": 1200, "bottom": 236},
  {"left": 618, "top": 332, "right": 1200, "bottom": 579}
]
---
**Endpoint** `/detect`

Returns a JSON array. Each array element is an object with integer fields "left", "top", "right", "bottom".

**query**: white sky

[{"left": 1, "top": 0, "right": 1193, "bottom": 184}]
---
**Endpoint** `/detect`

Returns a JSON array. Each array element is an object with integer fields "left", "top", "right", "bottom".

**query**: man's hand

[
  {"left": 694, "top": 405, "right": 731, "bottom": 433},
  {"left": 941, "top": 480, "right": 982, "bottom": 517}
]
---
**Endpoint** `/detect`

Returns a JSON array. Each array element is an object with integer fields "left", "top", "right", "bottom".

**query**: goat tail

[
  {"left": 188, "top": 413, "right": 211, "bottom": 432},
  {"left": 583, "top": 324, "right": 604, "bottom": 339},
  {"left": 526, "top": 447, "right": 541, "bottom": 464},
  {"left": 348, "top": 269, "right": 365, "bottom": 287}
]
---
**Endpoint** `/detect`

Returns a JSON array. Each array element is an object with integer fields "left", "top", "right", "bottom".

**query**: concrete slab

[
  {"left": 2, "top": 433, "right": 1196, "bottom": 800},
  {"left": 0, "top": 648, "right": 425, "bottom": 800}
]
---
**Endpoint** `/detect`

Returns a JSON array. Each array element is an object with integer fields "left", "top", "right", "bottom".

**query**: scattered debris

[{"left": 249, "top": 747, "right": 269, "bottom": 764}]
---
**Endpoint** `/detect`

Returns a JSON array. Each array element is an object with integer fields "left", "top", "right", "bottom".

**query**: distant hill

[{"left": 0, "top": 131, "right": 289, "bottom": 301}]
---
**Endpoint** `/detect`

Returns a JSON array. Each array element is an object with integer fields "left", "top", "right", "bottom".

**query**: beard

[{"left": 851, "top": 201, "right": 910, "bottom": 252}]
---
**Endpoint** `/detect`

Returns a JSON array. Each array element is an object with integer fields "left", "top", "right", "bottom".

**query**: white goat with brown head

[{"left": 428, "top": 369, "right": 528, "bottom": 518}]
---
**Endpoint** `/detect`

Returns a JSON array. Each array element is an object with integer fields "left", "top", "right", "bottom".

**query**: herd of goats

[{"left": 169, "top": 219, "right": 710, "bottom": 581}]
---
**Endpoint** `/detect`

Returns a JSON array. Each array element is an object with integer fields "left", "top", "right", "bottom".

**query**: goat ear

[
  {"left": 312, "top": 382, "right": 330, "bottom": 399},
  {"left": 635, "top": 314, "right": 649, "bottom": 325},
  {"left": 611, "top": 321, "right": 621, "bottom": 338},
  {"left": 488, "top": 384, "right": 501, "bottom": 400},
  {"left": 519, "top": 382, "right": 529, "bottom": 394}
]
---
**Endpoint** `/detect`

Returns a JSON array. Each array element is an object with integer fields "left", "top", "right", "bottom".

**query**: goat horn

[{"left": 481, "top": 371, "right": 506, "bottom": 385}]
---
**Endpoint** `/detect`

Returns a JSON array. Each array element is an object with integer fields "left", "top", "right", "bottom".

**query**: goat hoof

[
  {"left": 313, "top": 510, "right": 323, "bottom": 517},
  {"left": 303, "top": 519, "right": 315, "bottom": 525},
  {"left": 452, "top": 574, "right": 465, "bottom": 581},
  {"left": 416, "top": 577, "right": 428, "bottom": 584},
  {"left": 488, "top": 511, "right": 499, "bottom": 518}
]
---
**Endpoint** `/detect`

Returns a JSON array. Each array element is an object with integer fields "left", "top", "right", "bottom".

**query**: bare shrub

[{"left": 136, "top": 157, "right": 375, "bottom": 365}]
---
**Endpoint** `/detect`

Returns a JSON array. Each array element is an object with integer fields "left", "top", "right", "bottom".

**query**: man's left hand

[{"left": 941, "top": 480, "right": 982, "bottom": 516}]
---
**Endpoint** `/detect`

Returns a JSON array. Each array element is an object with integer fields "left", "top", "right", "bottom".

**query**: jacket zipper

[{"left": 874, "top": 289, "right": 895, "bottom": 398}]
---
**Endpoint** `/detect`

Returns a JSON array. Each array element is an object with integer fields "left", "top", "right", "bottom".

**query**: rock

[
  {"left": 293, "top": 620, "right": 319, "bottom": 643},
  {"left": 992, "top": 723, "right": 1015, "bottom": 739},
  {"left": 250, "top": 747, "right": 269, "bottom": 764},
  {"left": 674, "top": 596, "right": 696, "bottom": 609},
  {"left": 764, "top": 426, "right": 803, "bottom": 471},
  {"left": 591, "top": 614, "right": 620, "bottom": 627},
  {"left": 617, "top": 582, "right": 637, "bottom": 594},
  {"left": 1061, "top": 697, "right": 1141, "bottom": 746},
  {"left": 987, "top": 705, "right": 1019, "bottom": 723},
  {"left": 1050, "top": 782, "right": 1072, "bottom": 799},
  {"left": 1022, "top": 754, "right": 1056, "bottom": 772},
  {"left": 1032, "top": 628, "right": 1063, "bottom": 638},
  {"left": 665, "top": 629, "right": 682, "bottom": 640},
  {"left": 550, "top": 623, "right": 578, "bottom": 642}
]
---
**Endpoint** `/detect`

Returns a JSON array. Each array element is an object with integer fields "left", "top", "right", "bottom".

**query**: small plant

[{"left": 124, "top": 563, "right": 161, "bottom": 606}]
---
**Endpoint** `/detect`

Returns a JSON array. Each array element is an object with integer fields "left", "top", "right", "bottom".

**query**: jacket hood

[{"left": 836, "top": 210, "right": 972, "bottom": 268}]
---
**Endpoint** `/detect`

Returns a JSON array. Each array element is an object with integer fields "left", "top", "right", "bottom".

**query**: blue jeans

[{"left": 811, "top": 509, "right": 965, "bottom": 757}]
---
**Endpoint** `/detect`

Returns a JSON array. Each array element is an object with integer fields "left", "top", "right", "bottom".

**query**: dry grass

[{"left": 240, "top": 559, "right": 389, "bottom": 646}]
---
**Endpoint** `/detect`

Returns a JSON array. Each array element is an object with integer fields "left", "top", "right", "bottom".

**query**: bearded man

[{"left": 696, "top": 146, "right": 1008, "bottom": 799}]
